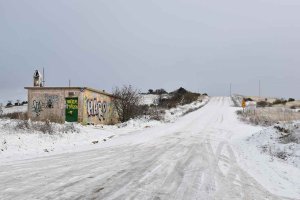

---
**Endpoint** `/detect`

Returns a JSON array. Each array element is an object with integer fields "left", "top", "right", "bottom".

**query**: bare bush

[
  {"left": 280, "top": 133, "right": 299, "bottom": 144},
  {"left": 237, "top": 108, "right": 300, "bottom": 126},
  {"left": 112, "top": 85, "right": 142, "bottom": 122},
  {"left": 275, "top": 151, "right": 290, "bottom": 160},
  {"left": 158, "top": 88, "right": 200, "bottom": 109},
  {"left": 15, "top": 120, "right": 30, "bottom": 130},
  {"left": 38, "top": 120, "right": 54, "bottom": 134},
  {"left": 273, "top": 99, "right": 287, "bottom": 105},
  {"left": 59, "top": 123, "right": 80, "bottom": 133},
  {"left": 182, "top": 93, "right": 201, "bottom": 105},
  {"left": 257, "top": 101, "right": 272, "bottom": 108},
  {"left": 3, "top": 119, "right": 79, "bottom": 135},
  {"left": 148, "top": 107, "right": 165, "bottom": 121},
  {"left": 0, "top": 112, "right": 28, "bottom": 120},
  {"left": 231, "top": 96, "right": 242, "bottom": 107}
]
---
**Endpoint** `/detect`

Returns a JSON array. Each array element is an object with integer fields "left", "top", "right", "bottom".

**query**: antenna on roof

[{"left": 42, "top": 67, "right": 45, "bottom": 87}]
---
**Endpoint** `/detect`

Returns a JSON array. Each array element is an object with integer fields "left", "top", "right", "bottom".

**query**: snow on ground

[
  {"left": 231, "top": 121, "right": 300, "bottom": 198},
  {"left": 247, "top": 122, "right": 300, "bottom": 167},
  {"left": 230, "top": 95, "right": 300, "bottom": 198},
  {"left": 1, "top": 105, "right": 27, "bottom": 115},
  {"left": 164, "top": 99, "right": 208, "bottom": 122},
  {"left": 1, "top": 96, "right": 299, "bottom": 199},
  {"left": 0, "top": 97, "right": 208, "bottom": 163},
  {"left": 139, "top": 94, "right": 160, "bottom": 105},
  {"left": 0, "top": 119, "right": 118, "bottom": 163},
  {"left": 1, "top": 97, "right": 298, "bottom": 199}
]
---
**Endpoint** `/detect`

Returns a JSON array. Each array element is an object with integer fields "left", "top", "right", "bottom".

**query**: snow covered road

[{"left": 0, "top": 97, "right": 296, "bottom": 199}]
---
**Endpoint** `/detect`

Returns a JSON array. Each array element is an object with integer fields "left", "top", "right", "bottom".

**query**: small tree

[
  {"left": 154, "top": 89, "right": 167, "bottom": 94},
  {"left": 6, "top": 101, "right": 13, "bottom": 108},
  {"left": 148, "top": 89, "right": 154, "bottom": 94},
  {"left": 112, "top": 85, "right": 141, "bottom": 122}
]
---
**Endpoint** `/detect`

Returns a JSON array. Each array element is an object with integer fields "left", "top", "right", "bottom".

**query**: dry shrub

[
  {"left": 112, "top": 85, "right": 141, "bottom": 122},
  {"left": 15, "top": 120, "right": 30, "bottom": 130},
  {"left": 6, "top": 119, "right": 79, "bottom": 135},
  {"left": 237, "top": 108, "right": 300, "bottom": 126},
  {"left": 37, "top": 120, "right": 54, "bottom": 134},
  {"left": 159, "top": 92, "right": 200, "bottom": 108},
  {"left": 149, "top": 109, "right": 165, "bottom": 121},
  {"left": 182, "top": 93, "right": 201, "bottom": 105},
  {"left": 231, "top": 96, "right": 241, "bottom": 107},
  {"left": 46, "top": 114, "right": 65, "bottom": 124},
  {"left": 273, "top": 99, "right": 287, "bottom": 105},
  {"left": 257, "top": 101, "right": 272, "bottom": 108},
  {"left": 0, "top": 112, "right": 28, "bottom": 120},
  {"left": 14, "top": 120, "right": 54, "bottom": 134},
  {"left": 280, "top": 133, "right": 299, "bottom": 144}
]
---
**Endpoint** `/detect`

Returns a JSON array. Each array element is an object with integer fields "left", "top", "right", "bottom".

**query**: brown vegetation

[
  {"left": 237, "top": 108, "right": 300, "bottom": 126},
  {"left": 112, "top": 85, "right": 142, "bottom": 122},
  {"left": 0, "top": 112, "right": 28, "bottom": 120}
]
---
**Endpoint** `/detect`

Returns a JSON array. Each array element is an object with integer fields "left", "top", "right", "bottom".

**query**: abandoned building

[{"left": 25, "top": 70, "right": 118, "bottom": 125}]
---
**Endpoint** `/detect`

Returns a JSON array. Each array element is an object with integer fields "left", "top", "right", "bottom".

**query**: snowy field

[
  {"left": 232, "top": 124, "right": 300, "bottom": 198},
  {"left": 0, "top": 97, "right": 299, "bottom": 199},
  {"left": 1, "top": 105, "right": 27, "bottom": 115},
  {"left": 139, "top": 94, "right": 160, "bottom": 105}
]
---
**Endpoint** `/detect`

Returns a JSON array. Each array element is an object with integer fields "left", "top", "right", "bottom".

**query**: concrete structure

[
  {"left": 25, "top": 87, "right": 119, "bottom": 125},
  {"left": 33, "top": 70, "right": 43, "bottom": 87}
]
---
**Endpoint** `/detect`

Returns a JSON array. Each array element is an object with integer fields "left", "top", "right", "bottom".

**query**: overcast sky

[{"left": 1, "top": 0, "right": 300, "bottom": 103}]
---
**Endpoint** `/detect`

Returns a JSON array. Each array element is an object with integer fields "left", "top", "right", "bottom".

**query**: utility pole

[
  {"left": 230, "top": 83, "right": 232, "bottom": 97},
  {"left": 69, "top": 79, "right": 71, "bottom": 87}
]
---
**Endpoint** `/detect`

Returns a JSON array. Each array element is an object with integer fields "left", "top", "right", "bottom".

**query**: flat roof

[{"left": 24, "top": 87, "right": 115, "bottom": 97}]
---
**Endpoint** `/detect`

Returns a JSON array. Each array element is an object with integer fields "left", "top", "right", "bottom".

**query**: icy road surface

[{"left": 0, "top": 97, "right": 295, "bottom": 200}]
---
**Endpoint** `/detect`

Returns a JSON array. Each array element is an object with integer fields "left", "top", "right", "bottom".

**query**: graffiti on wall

[
  {"left": 32, "top": 100, "right": 43, "bottom": 116},
  {"left": 44, "top": 94, "right": 59, "bottom": 109},
  {"left": 87, "top": 98, "right": 108, "bottom": 121},
  {"left": 31, "top": 94, "right": 60, "bottom": 117}
]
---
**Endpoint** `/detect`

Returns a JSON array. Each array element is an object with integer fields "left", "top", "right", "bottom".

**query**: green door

[{"left": 65, "top": 98, "right": 78, "bottom": 122}]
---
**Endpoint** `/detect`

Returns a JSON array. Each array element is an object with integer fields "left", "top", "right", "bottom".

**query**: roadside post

[
  {"left": 242, "top": 99, "right": 246, "bottom": 112},
  {"left": 246, "top": 101, "right": 257, "bottom": 115}
]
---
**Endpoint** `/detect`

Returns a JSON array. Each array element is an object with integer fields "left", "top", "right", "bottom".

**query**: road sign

[{"left": 242, "top": 99, "right": 246, "bottom": 108}]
